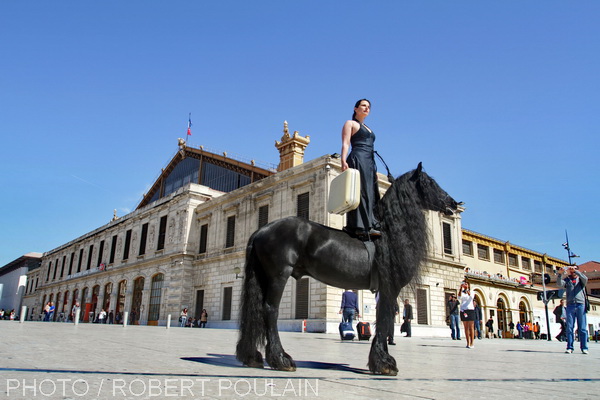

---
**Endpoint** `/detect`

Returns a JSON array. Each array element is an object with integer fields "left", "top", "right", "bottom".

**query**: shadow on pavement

[{"left": 182, "top": 353, "right": 371, "bottom": 375}]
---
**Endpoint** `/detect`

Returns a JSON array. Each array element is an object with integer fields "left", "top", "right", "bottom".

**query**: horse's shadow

[{"left": 182, "top": 354, "right": 370, "bottom": 375}]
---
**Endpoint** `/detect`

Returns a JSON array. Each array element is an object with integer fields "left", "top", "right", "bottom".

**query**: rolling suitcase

[
  {"left": 339, "top": 320, "right": 355, "bottom": 341},
  {"left": 356, "top": 321, "right": 371, "bottom": 341},
  {"left": 327, "top": 168, "right": 361, "bottom": 215}
]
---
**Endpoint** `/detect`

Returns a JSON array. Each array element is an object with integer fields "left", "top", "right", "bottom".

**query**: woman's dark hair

[{"left": 352, "top": 98, "right": 371, "bottom": 119}]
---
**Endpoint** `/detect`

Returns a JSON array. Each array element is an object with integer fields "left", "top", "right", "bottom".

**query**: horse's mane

[{"left": 374, "top": 169, "right": 429, "bottom": 302}]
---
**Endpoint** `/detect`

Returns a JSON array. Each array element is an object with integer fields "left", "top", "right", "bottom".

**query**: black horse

[{"left": 235, "top": 163, "right": 458, "bottom": 375}]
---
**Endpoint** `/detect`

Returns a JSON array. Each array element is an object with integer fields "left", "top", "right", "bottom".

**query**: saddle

[{"left": 341, "top": 228, "right": 379, "bottom": 293}]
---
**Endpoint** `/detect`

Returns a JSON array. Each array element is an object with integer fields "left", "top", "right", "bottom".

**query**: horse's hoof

[{"left": 380, "top": 367, "right": 398, "bottom": 376}]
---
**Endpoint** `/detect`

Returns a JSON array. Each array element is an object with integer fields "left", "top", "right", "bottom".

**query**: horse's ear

[{"left": 410, "top": 162, "right": 423, "bottom": 181}]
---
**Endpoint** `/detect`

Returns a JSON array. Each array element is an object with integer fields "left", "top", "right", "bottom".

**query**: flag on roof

[{"left": 187, "top": 114, "right": 192, "bottom": 136}]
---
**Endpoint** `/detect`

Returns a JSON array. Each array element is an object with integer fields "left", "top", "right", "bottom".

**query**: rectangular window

[
  {"left": 68, "top": 252, "right": 75, "bottom": 275},
  {"left": 225, "top": 216, "right": 236, "bottom": 248},
  {"left": 199, "top": 224, "right": 208, "bottom": 254},
  {"left": 60, "top": 256, "right": 66, "bottom": 279},
  {"left": 442, "top": 222, "right": 452, "bottom": 255},
  {"left": 534, "top": 260, "right": 542, "bottom": 273},
  {"left": 295, "top": 278, "right": 309, "bottom": 319},
  {"left": 416, "top": 289, "right": 428, "bottom": 325},
  {"left": 258, "top": 205, "right": 269, "bottom": 228},
  {"left": 462, "top": 240, "right": 473, "bottom": 256},
  {"left": 52, "top": 258, "right": 59, "bottom": 280},
  {"left": 297, "top": 192, "right": 310, "bottom": 220},
  {"left": 157, "top": 216, "right": 168, "bottom": 250},
  {"left": 493, "top": 249, "right": 505, "bottom": 264},
  {"left": 139, "top": 223, "right": 148, "bottom": 256},
  {"left": 87, "top": 244, "right": 94, "bottom": 270},
  {"left": 77, "top": 248, "right": 84, "bottom": 272},
  {"left": 222, "top": 287, "right": 233, "bottom": 320},
  {"left": 522, "top": 257, "right": 531, "bottom": 271},
  {"left": 477, "top": 244, "right": 489, "bottom": 260},
  {"left": 123, "top": 230, "right": 132, "bottom": 260},
  {"left": 97, "top": 240, "right": 105, "bottom": 266},
  {"left": 46, "top": 262, "right": 52, "bottom": 281},
  {"left": 508, "top": 253, "right": 518, "bottom": 267},
  {"left": 109, "top": 235, "right": 117, "bottom": 264}
]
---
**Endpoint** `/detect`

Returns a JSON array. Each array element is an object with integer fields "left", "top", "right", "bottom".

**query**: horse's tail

[{"left": 235, "top": 233, "right": 267, "bottom": 367}]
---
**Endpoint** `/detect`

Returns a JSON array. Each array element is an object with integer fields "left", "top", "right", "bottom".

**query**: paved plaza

[{"left": 0, "top": 321, "right": 597, "bottom": 399}]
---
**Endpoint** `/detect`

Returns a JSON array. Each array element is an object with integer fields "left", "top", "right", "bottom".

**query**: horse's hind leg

[
  {"left": 235, "top": 248, "right": 266, "bottom": 368},
  {"left": 264, "top": 275, "right": 296, "bottom": 372}
]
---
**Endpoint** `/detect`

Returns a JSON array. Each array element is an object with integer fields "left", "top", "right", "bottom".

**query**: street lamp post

[
  {"left": 562, "top": 230, "right": 579, "bottom": 265},
  {"left": 540, "top": 263, "right": 552, "bottom": 341}
]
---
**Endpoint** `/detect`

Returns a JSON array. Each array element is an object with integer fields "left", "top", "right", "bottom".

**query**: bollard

[
  {"left": 19, "top": 306, "right": 27, "bottom": 323},
  {"left": 302, "top": 319, "right": 307, "bottom": 333},
  {"left": 123, "top": 311, "right": 128, "bottom": 327},
  {"left": 166, "top": 314, "right": 172, "bottom": 329},
  {"left": 74, "top": 309, "right": 81, "bottom": 325}
]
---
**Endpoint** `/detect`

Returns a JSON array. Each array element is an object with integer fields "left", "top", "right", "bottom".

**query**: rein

[{"left": 374, "top": 150, "right": 394, "bottom": 183}]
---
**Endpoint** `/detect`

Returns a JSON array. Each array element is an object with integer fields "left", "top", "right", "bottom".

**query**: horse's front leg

[
  {"left": 368, "top": 329, "right": 398, "bottom": 375},
  {"left": 368, "top": 295, "right": 399, "bottom": 376},
  {"left": 264, "top": 275, "right": 296, "bottom": 371}
]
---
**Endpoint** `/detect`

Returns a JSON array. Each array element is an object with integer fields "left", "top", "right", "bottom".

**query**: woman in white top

[{"left": 459, "top": 281, "right": 476, "bottom": 349}]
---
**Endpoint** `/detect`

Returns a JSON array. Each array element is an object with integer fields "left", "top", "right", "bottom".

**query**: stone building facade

[{"left": 21, "top": 127, "right": 599, "bottom": 337}]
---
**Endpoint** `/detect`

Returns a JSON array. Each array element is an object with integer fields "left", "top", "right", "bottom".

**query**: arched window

[
  {"left": 496, "top": 298, "right": 507, "bottom": 336},
  {"left": 131, "top": 277, "right": 145, "bottom": 325},
  {"left": 103, "top": 282, "right": 113, "bottom": 311},
  {"left": 117, "top": 280, "right": 127, "bottom": 319},
  {"left": 71, "top": 289, "right": 79, "bottom": 319},
  {"left": 519, "top": 301, "right": 528, "bottom": 323},
  {"left": 91, "top": 285, "right": 100, "bottom": 316},
  {"left": 81, "top": 287, "right": 89, "bottom": 321},
  {"left": 63, "top": 290, "right": 70, "bottom": 314},
  {"left": 55, "top": 292, "right": 62, "bottom": 321},
  {"left": 147, "top": 273, "right": 164, "bottom": 325}
]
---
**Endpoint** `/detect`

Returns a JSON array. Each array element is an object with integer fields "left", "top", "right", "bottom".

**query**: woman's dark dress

[{"left": 345, "top": 122, "right": 379, "bottom": 233}]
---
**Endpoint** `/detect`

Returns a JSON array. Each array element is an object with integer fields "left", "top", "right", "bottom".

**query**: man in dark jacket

[
  {"left": 339, "top": 289, "right": 360, "bottom": 325},
  {"left": 402, "top": 299, "right": 413, "bottom": 337},
  {"left": 447, "top": 294, "right": 461, "bottom": 340},
  {"left": 485, "top": 317, "right": 494, "bottom": 339},
  {"left": 474, "top": 300, "right": 483, "bottom": 339},
  {"left": 553, "top": 299, "right": 566, "bottom": 342}
]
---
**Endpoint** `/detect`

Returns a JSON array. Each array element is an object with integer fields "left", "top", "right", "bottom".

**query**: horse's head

[{"left": 404, "top": 162, "right": 459, "bottom": 215}]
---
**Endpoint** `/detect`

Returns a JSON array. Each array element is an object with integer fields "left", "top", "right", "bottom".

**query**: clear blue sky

[{"left": 1, "top": 1, "right": 598, "bottom": 267}]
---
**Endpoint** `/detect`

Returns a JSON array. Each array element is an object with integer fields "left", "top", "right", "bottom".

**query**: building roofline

[{"left": 0, "top": 253, "right": 43, "bottom": 276}]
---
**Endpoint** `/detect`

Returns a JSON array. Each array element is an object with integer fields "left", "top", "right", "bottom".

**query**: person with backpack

[{"left": 447, "top": 294, "right": 461, "bottom": 340}]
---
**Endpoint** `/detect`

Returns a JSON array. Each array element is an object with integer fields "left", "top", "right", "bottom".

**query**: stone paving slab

[{"left": 0, "top": 321, "right": 597, "bottom": 399}]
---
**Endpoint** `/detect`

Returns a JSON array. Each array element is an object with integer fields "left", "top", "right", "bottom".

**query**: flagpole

[{"left": 187, "top": 113, "right": 192, "bottom": 146}]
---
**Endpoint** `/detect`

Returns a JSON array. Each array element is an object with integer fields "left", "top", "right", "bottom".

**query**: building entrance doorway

[
  {"left": 497, "top": 298, "right": 507, "bottom": 337},
  {"left": 195, "top": 290, "right": 205, "bottom": 319},
  {"left": 130, "top": 277, "right": 144, "bottom": 325},
  {"left": 147, "top": 274, "right": 164, "bottom": 326}
]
